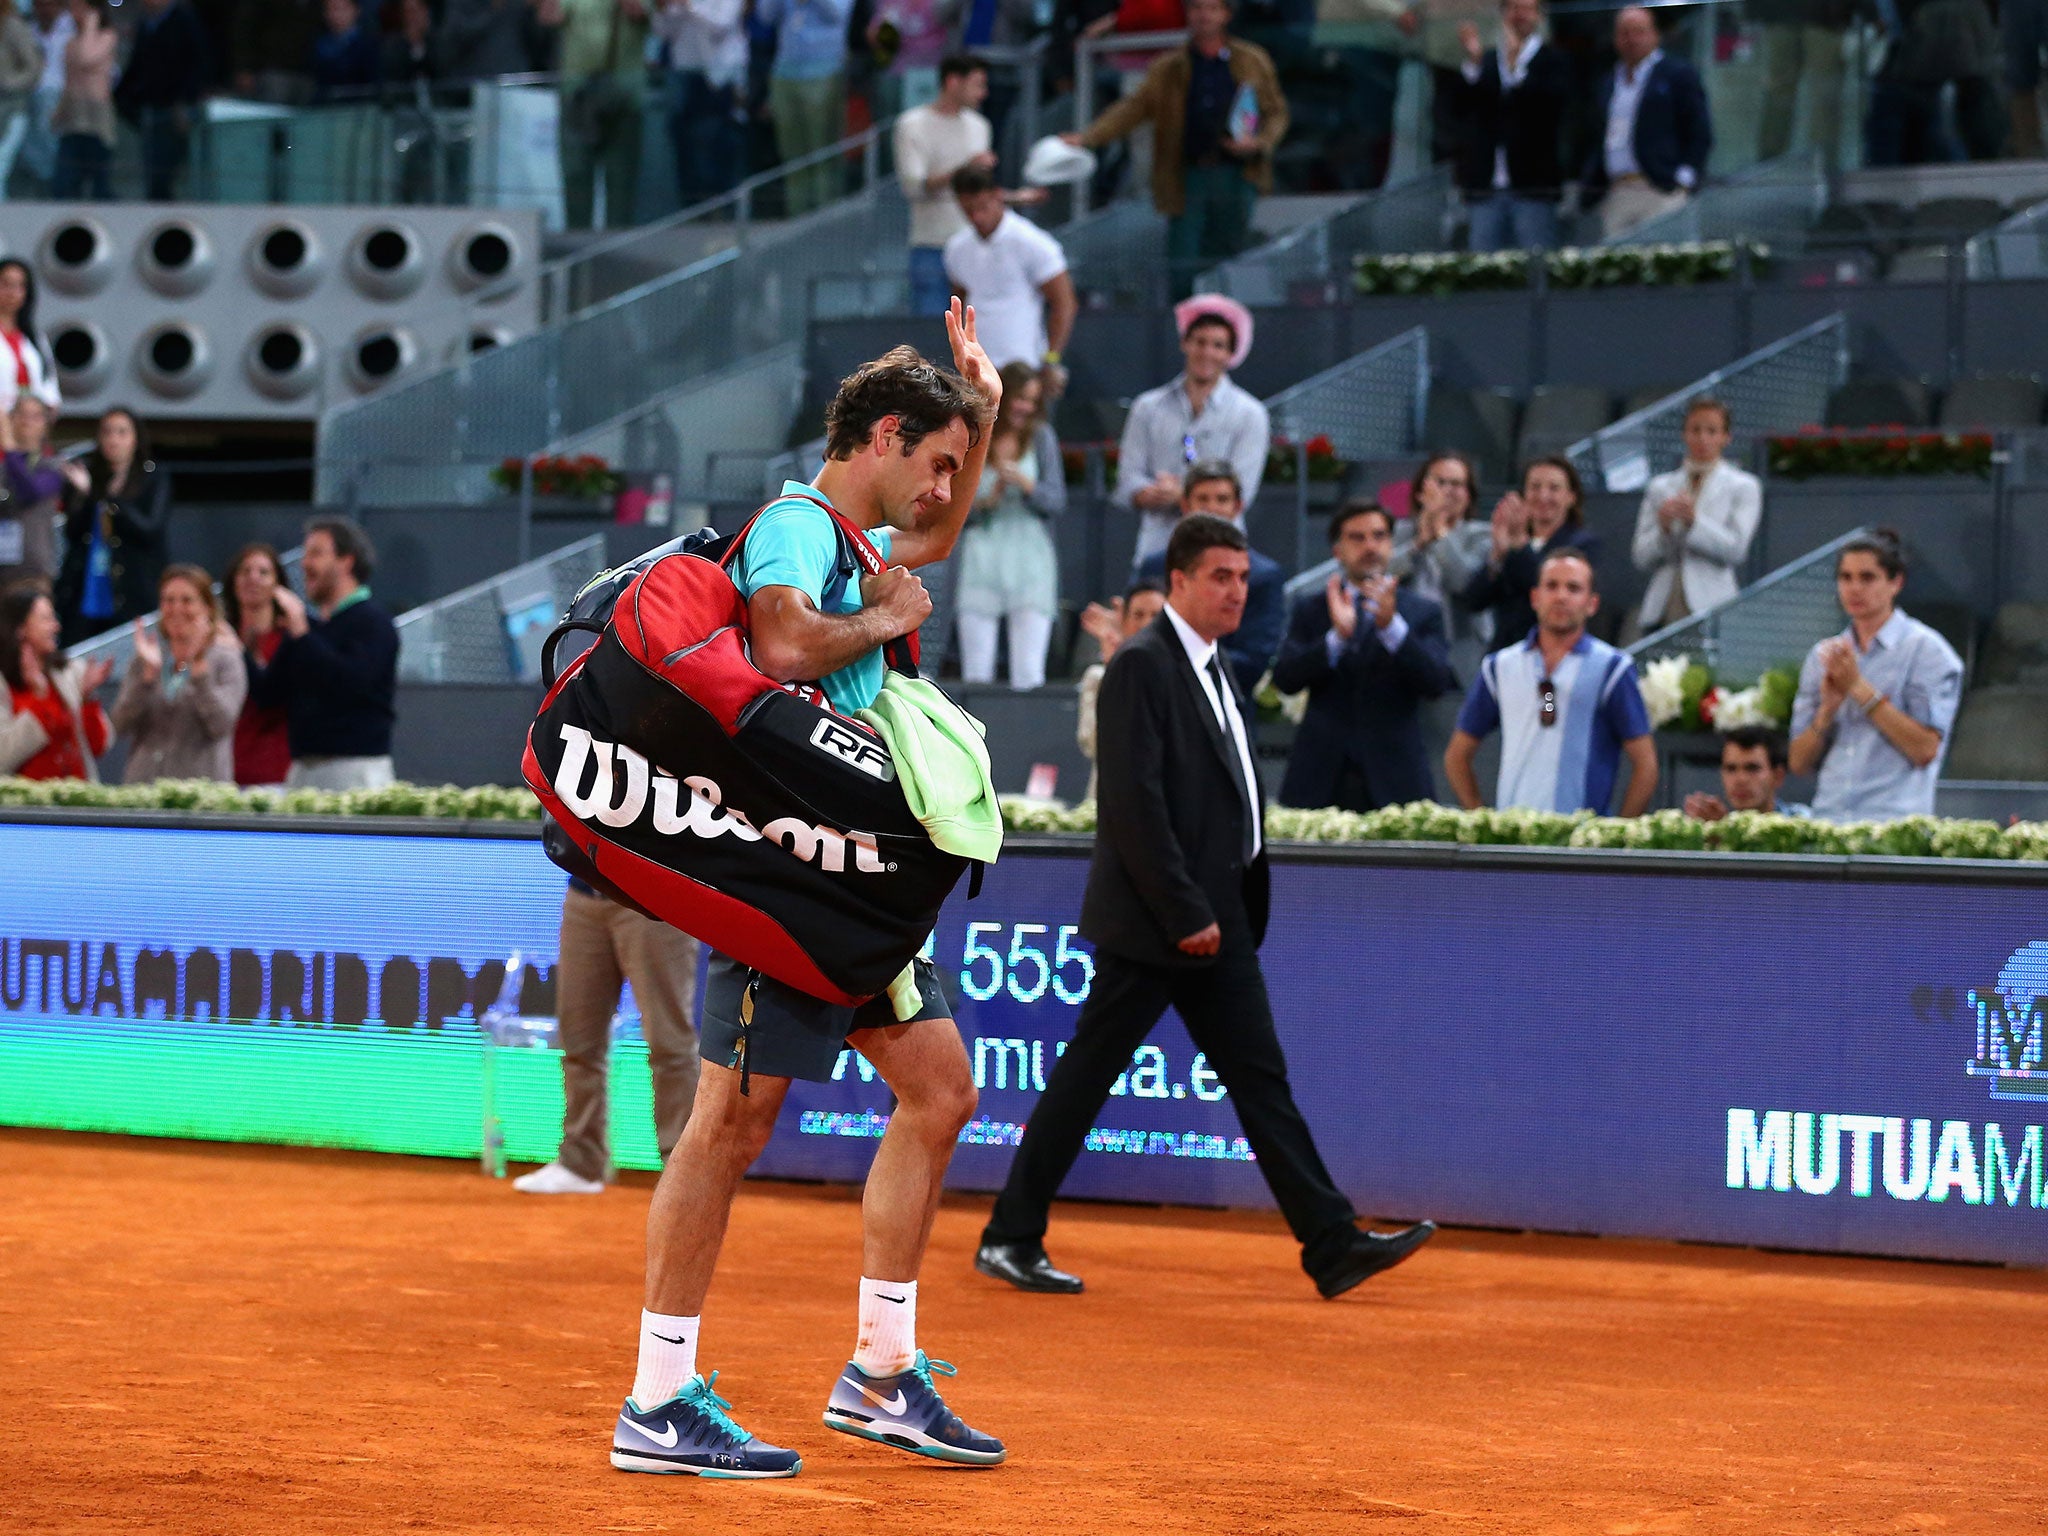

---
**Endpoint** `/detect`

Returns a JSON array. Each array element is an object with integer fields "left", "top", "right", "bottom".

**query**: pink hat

[{"left": 1174, "top": 294, "right": 1254, "bottom": 370}]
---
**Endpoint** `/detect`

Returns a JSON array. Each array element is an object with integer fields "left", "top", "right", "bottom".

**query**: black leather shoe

[
  {"left": 1312, "top": 1221, "right": 1437, "bottom": 1299},
  {"left": 975, "top": 1242, "right": 1085, "bottom": 1294}
]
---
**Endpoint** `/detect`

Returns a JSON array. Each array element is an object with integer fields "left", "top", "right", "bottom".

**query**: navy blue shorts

[{"left": 698, "top": 952, "right": 953, "bottom": 1084}]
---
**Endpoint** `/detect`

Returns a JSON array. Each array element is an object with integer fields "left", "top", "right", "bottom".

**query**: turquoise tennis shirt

[{"left": 730, "top": 480, "right": 895, "bottom": 716}]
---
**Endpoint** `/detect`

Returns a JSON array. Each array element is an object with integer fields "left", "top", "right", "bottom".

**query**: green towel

[{"left": 856, "top": 674, "right": 1004, "bottom": 863}]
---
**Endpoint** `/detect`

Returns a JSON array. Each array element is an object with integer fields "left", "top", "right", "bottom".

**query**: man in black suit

[
  {"left": 975, "top": 515, "right": 1435, "bottom": 1299},
  {"left": 1447, "top": 0, "right": 1573, "bottom": 252},
  {"left": 1274, "top": 500, "right": 1456, "bottom": 812},
  {"left": 1583, "top": 5, "right": 1712, "bottom": 239}
]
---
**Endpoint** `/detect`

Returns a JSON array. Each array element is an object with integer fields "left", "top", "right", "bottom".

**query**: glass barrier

[
  {"left": 1966, "top": 199, "right": 2048, "bottom": 280},
  {"left": 64, "top": 547, "right": 307, "bottom": 675},
  {"left": 395, "top": 534, "right": 608, "bottom": 684},
  {"left": 1628, "top": 526, "right": 1871, "bottom": 681}
]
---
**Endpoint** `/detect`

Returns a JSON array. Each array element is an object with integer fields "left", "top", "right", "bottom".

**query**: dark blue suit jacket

[
  {"left": 1582, "top": 53, "right": 1713, "bottom": 198},
  {"left": 1270, "top": 584, "right": 1456, "bottom": 812},
  {"left": 1136, "top": 546, "right": 1286, "bottom": 698}
]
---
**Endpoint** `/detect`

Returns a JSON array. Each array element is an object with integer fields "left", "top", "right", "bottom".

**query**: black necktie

[{"left": 1207, "top": 652, "right": 1258, "bottom": 864}]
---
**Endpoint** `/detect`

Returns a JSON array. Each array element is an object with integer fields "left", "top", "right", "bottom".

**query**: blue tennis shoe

[
  {"left": 822, "top": 1351, "right": 1006, "bottom": 1466},
  {"left": 611, "top": 1372, "right": 803, "bottom": 1478}
]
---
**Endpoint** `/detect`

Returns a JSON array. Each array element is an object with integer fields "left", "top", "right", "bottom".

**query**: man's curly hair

[{"left": 823, "top": 345, "right": 994, "bottom": 461}]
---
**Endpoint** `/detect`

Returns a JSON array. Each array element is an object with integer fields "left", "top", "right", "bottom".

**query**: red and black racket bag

[{"left": 522, "top": 501, "right": 969, "bottom": 1006}]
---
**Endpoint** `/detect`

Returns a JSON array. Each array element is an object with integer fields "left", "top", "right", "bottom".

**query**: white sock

[
  {"left": 852, "top": 1277, "right": 917, "bottom": 1377},
  {"left": 632, "top": 1310, "right": 700, "bottom": 1407}
]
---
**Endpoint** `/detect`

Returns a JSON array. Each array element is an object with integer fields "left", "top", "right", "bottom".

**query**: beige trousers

[
  {"left": 1600, "top": 180, "right": 1691, "bottom": 241},
  {"left": 553, "top": 886, "right": 701, "bottom": 1182}
]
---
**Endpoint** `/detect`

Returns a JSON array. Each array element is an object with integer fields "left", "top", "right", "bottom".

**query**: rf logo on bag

[{"left": 810, "top": 719, "right": 897, "bottom": 783}]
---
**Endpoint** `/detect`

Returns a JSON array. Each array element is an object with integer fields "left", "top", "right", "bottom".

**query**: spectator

[
  {"left": 1117, "top": 295, "right": 1270, "bottom": 568},
  {"left": 1444, "top": 547, "right": 1657, "bottom": 814},
  {"left": 382, "top": 0, "right": 445, "bottom": 202},
  {"left": 2008, "top": 0, "right": 2046, "bottom": 158},
  {"left": 234, "top": 0, "right": 320, "bottom": 102},
  {"left": 1065, "top": 0, "right": 1289, "bottom": 298},
  {"left": 1448, "top": 0, "right": 1570, "bottom": 252},
  {"left": 1789, "top": 528, "right": 1962, "bottom": 822},
  {"left": 1627, "top": 393, "right": 1760, "bottom": 639},
  {"left": 49, "top": 0, "right": 117, "bottom": 202},
  {"left": 1274, "top": 499, "right": 1456, "bottom": 812},
  {"left": 0, "top": 397, "right": 82, "bottom": 589},
  {"left": 1389, "top": 450, "right": 1490, "bottom": 641},
  {"left": 0, "top": 3, "right": 39, "bottom": 197},
  {"left": 20, "top": 0, "right": 76, "bottom": 194},
  {"left": 1866, "top": 0, "right": 2003, "bottom": 165},
  {"left": 897, "top": 53, "right": 994, "bottom": 316},
  {"left": 657, "top": 0, "right": 749, "bottom": 211},
  {"left": 1752, "top": 0, "right": 1851, "bottom": 167},
  {"left": 956, "top": 362, "right": 1065, "bottom": 690},
  {"left": 245, "top": 518, "right": 400, "bottom": 791},
  {"left": 1683, "top": 725, "right": 1809, "bottom": 822},
  {"left": 540, "top": 0, "right": 651, "bottom": 230},
  {"left": 310, "top": 0, "right": 383, "bottom": 102},
  {"left": 943, "top": 165, "right": 1075, "bottom": 372},
  {"left": 513, "top": 879, "right": 702, "bottom": 1194},
  {"left": 867, "top": 0, "right": 953, "bottom": 121},
  {"left": 110, "top": 564, "right": 245, "bottom": 784},
  {"left": 1462, "top": 453, "right": 1598, "bottom": 652},
  {"left": 1076, "top": 579, "right": 1166, "bottom": 800},
  {"left": 756, "top": 0, "right": 853, "bottom": 216},
  {"left": 116, "top": 0, "right": 210, "bottom": 201},
  {"left": 1413, "top": 0, "right": 1491, "bottom": 167},
  {"left": 437, "top": 0, "right": 544, "bottom": 82},
  {"left": 1134, "top": 459, "right": 1282, "bottom": 694},
  {"left": 221, "top": 542, "right": 292, "bottom": 786},
  {"left": 1583, "top": 5, "right": 1710, "bottom": 241},
  {"left": 0, "top": 580, "right": 112, "bottom": 780},
  {"left": 55, "top": 409, "right": 171, "bottom": 645},
  {"left": 0, "top": 258, "right": 61, "bottom": 415}
]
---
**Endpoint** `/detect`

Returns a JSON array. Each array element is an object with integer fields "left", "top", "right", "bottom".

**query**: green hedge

[
  {"left": 1354, "top": 241, "right": 1768, "bottom": 298},
  {"left": 5, "top": 780, "right": 2042, "bottom": 863}
]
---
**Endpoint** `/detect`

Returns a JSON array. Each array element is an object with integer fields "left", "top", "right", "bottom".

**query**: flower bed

[
  {"left": 8, "top": 780, "right": 2041, "bottom": 863},
  {"left": 1353, "top": 241, "right": 1767, "bottom": 298},
  {"left": 1765, "top": 430, "right": 1995, "bottom": 480},
  {"left": 1637, "top": 656, "right": 1799, "bottom": 732},
  {"left": 489, "top": 454, "right": 622, "bottom": 499},
  {"left": 1265, "top": 434, "right": 1347, "bottom": 484}
]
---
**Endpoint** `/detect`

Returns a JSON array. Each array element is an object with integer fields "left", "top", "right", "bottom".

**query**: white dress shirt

[
  {"left": 1604, "top": 48, "right": 1661, "bottom": 181},
  {"left": 1165, "top": 600, "right": 1263, "bottom": 858}
]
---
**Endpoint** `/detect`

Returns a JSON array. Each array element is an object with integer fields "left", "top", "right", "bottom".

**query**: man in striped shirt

[{"left": 1444, "top": 547, "right": 1658, "bottom": 815}]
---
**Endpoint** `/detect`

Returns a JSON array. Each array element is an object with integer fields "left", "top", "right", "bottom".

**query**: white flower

[
  {"left": 1714, "top": 684, "right": 1771, "bottom": 731},
  {"left": 1637, "top": 654, "right": 1691, "bottom": 728}
]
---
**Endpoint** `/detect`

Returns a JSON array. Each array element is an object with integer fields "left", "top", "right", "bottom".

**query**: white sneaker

[{"left": 512, "top": 1161, "right": 606, "bottom": 1194}]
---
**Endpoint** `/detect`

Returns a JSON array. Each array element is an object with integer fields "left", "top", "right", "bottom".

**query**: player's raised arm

[{"left": 889, "top": 300, "right": 1002, "bottom": 571}]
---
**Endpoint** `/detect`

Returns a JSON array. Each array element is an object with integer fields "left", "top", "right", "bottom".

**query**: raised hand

[
  {"left": 82, "top": 656, "right": 114, "bottom": 694},
  {"left": 131, "top": 619, "right": 162, "bottom": 680},
  {"left": 945, "top": 298, "right": 1002, "bottom": 417},
  {"left": 1684, "top": 791, "right": 1729, "bottom": 823},
  {"left": 1367, "top": 573, "right": 1399, "bottom": 629},
  {"left": 1325, "top": 574, "right": 1357, "bottom": 640}
]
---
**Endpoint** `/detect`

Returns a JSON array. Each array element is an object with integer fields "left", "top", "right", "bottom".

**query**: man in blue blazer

[
  {"left": 1135, "top": 459, "right": 1286, "bottom": 696},
  {"left": 1582, "top": 5, "right": 1713, "bottom": 239},
  {"left": 1273, "top": 500, "right": 1457, "bottom": 811}
]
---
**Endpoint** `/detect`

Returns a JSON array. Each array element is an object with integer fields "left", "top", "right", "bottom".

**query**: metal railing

[
  {"left": 1193, "top": 167, "right": 1454, "bottom": 304},
  {"left": 1627, "top": 526, "right": 1868, "bottom": 681},
  {"left": 1606, "top": 150, "right": 1829, "bottom": 250},
  {"left": 395, "top": 534, "right": 608, "bottom": 684},
  {"left": 1565, "top": 314, "right": 1849, "bottom": 494},
  {"left": 65, "top": 547, "right": 306, "bottom": 675},
  {"left": 1965, "top": 198, "right": 2048, "bottom": 280}
]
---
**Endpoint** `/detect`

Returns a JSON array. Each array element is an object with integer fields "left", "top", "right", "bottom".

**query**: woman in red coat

[
  {"left": 221, "top": 543, "right": 292, "bottom": 786},
  {"left": 0, "top": 580, "right": 112, "bottom": 779}
]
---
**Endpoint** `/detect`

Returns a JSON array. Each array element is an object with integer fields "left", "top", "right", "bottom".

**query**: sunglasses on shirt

[{"left": 1538, "top": 676, "right": 1557, "bottom": 727}]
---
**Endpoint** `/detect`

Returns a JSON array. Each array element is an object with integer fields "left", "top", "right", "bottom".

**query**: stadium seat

[
  {"left": 1979, "top": 602, "right": 2048, "bottom": 687},
  {"left": 1826, "top": 375, "right": 1934, "bottom": 428},
  {"left": 1425, "top": 383, "right": 1519, "bottom": 484},
  {"left": 1885, "top": 246, "right": 1956, "bottom": 283},
  {"left": 1937, "top": 373, "right": 2044, "bottom": 429},
  {"left": 1910, "top": 197, "right": 2009, "bottom": 243},
  {"left": 1514, "top": 385, "right": 1615, "bottom": 463},
  {"left": 1942, "top": 686, "right": 2048, "bottom": 780}
]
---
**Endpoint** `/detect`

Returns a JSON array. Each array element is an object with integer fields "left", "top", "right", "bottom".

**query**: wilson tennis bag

[{"left": 522, "top": 499, "right": 970, "bottom": 1007}]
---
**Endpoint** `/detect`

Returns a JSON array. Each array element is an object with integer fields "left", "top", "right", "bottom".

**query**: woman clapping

[{"left": 110, "top": 564, "right": 245, "bottom": 784}]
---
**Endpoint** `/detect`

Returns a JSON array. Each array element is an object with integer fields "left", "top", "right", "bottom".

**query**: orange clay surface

[{"left": 5, "top": 1128, "right": 2045, "bottom": 1535}]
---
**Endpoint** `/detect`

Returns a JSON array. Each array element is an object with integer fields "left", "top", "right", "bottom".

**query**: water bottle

[{"left": 645, "top": 473, "right": 674, "bottom": 529}]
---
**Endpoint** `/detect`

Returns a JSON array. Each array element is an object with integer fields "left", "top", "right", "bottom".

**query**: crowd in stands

[{"left": 4, "top": 0, "right": 2039, "bottom": 233}]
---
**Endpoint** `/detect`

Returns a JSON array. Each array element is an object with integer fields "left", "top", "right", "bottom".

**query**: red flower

[
  {"left": 1699, "top": 686, "right": 1725, "bottom": 726},
  {"left": 1305, "top": 434, "right": 1336, "bottom": 457}
]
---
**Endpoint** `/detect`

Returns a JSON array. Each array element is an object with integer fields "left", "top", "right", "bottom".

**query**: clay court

[{"left": 6, "top": 1128, "right": 2043, "bottom": 1535}]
